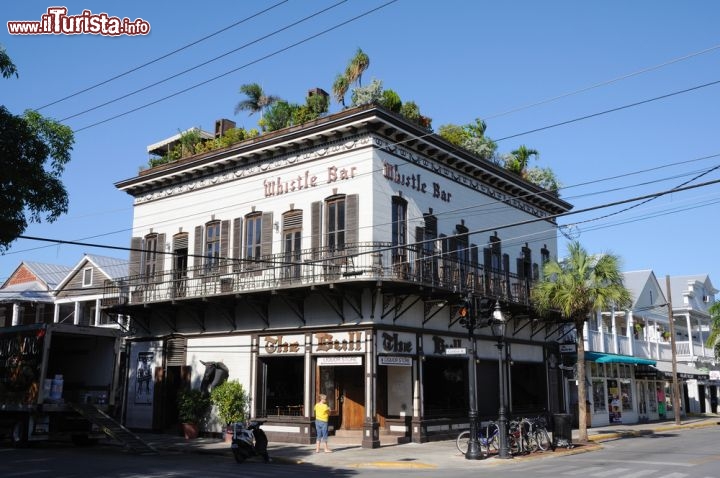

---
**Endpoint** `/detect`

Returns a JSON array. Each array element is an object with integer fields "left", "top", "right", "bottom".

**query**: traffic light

[
  {"left": 476, "top": 298, "right": 494, "bottom": 324},
  {"left": 457, "top": 296, "right": 474, "bottom": 329}
]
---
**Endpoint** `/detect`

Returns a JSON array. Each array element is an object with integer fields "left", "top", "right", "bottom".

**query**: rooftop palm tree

[
  {"left": 505, "top": 145, "right": 539, "bottom": 177},
  {"left": 332, "top": 48, "right": 370, "bottom": 108},
  {"left": 332, "top": 73, "right": 350, "bottom": 108},
  {"left": 531, "top": 241, "right": 631, "bottom": 443},
  {"left": 346, "top": 47, "right": 370, "bottom": 87},
  {"left": 234, "top": 82, "right": 281, "bottom": 119}
]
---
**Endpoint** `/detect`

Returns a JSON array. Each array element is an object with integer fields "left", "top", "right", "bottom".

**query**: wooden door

[{"left": 336, "top": 366, "right": 364, "bottom": 430}]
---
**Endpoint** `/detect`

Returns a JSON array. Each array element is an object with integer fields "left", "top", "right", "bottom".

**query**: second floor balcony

[
  {"left": 102, "top": 242, "right": 535, "bottom": 309},
  {"left": 586, "top": 328, "right": 715, "bottom": 363}
]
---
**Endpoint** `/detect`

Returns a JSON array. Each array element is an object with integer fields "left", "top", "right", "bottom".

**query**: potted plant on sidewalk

[
  {"left": 210, "top": 380, "right": 248, "bottom": 442},
  {"left": 177, "top": 388, "right": 211, "bottom": 439}
]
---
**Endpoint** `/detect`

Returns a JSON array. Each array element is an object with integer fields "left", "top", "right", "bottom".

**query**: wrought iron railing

[{"left": 101, "top": 242, "right": 533, "bottom": 307}]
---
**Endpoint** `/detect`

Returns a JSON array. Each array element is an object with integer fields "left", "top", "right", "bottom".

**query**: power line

[
  {"left": 495, "top": 79, "right": 720, "bottom": 142},
  {"left": 35, "top": 0, "right": 290, "bottom": 111},
  {"left": 58, "top": 0, "right": 349, "bottom": 122},
  {"left": 17, "top": 174, "right": 720, "bottom": 265},
  {"left": 72, "top": 0, "right": 400, "bottom": 133},
  {"left": 483, "top": 43, "right": 720, "bottom": 121}
]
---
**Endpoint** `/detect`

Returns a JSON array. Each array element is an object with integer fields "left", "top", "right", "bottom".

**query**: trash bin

[{"left": 553, "top": 413, "right": 573, "bottom": 449}]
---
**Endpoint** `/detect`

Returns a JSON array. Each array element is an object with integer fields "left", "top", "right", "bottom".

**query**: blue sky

[{"left": 2, "top": 1, "right": 719, "bottom": 286}]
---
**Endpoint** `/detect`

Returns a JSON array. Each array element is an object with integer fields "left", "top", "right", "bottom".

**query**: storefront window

[
  {"left": 620, "top": 379, "right": 633, "bottom": 411},
  {"left": 665, "top": 384, "right": 673, "bottom": 411},
  {"left": 422, "top": 357, "right": 467, "bottom": 418},
  {"left": 648, "top": 382, "right": 658, "bottom": 412},
  {"left": 592, "top": 379, "right": 605, "bottom": 413},
  {"left": 259, "top": 356, "right": 305, "bottom": 416},
  {"left": 620, "top": 364, "right": 631, "bottom": 379}
]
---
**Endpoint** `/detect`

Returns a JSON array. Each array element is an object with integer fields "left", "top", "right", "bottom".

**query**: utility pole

[{"left": 665, "top": 275, "right": 681, "bottom": 425}]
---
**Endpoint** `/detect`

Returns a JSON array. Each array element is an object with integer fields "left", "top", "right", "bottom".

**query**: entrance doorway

[{"left": 318, "top": 364, "right": 364, "bottom": 430}]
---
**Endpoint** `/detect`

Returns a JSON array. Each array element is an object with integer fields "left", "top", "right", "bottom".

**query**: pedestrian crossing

[{"left": 511, "top": 463, "right": 714, "bottom": 478}]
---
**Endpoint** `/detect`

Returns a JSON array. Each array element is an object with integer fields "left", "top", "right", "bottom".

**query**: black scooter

[{"left": 230, "top": 421, "right": 270, "bottom": 463}]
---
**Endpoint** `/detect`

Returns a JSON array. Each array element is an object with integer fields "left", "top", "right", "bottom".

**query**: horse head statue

[{"left": 199, "top": 360, "right": 229, "bottom": 397}]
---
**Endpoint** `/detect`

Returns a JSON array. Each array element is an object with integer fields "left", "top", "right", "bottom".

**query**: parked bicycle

[
  {"left": 516, "top": 415, "right": 552, "bottom": 452},
  {"left": 456, "top": 421, "right": 499, "bottom": 455}
]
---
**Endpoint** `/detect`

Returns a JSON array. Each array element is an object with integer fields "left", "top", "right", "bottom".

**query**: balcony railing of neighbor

[{"left": 586, "top": 330, "right": 713, "bottom": 362}]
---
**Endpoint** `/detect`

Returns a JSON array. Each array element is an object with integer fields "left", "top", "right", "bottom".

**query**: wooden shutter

[
  {"left": 516, "top": 258, "right": 525, "bottom": 282},
  {"left": 232, "top": 217, "right": 242, "bottom": 271},
  {"left": 155, "top": 234, "right": 166, "bottom": 279},
  {"left": 261, "top": 212, "right": 273, "bottom": 259},
  {"left": 129, "top": 237, "right": 142, "bottom": 277},
  {"left": 220, "top": 220, "right": 230, "bottom": 273},
  {"left": 194, "top": 225, "right": 203, "bottom": 276},
  {"left": 415, "top": 226, "right": 425, "bottom": 254},
  {"left": 311, "top": 201, "right": 322, "bottom": 257},
  {"left": 345, "top": 194, "right": 359, "bottom": 246}
]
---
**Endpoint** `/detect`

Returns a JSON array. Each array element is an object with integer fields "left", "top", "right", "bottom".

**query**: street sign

[{"left": 445, "top": 347, "right": 467, "bottom": 355}]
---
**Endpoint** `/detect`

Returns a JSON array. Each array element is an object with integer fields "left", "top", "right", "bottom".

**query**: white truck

[{"left": 0, "top": 322, "right": 122, "bottom": 446}]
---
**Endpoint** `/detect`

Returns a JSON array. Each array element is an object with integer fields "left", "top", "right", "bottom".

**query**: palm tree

[
  {"left": 234, "top": 82, "right": 281, "bottom": 118},
  {"left": 332, "top": 73, "right": 350, "bottom": 108},
  {"left": 346, "top": 48, "right": 370, "bottom": 87},
  {"left": 506, "top": 145, "right": 539, "bottom": 177},
  {"left": 531, "top": 241, "right": 631, "bottom": 443},
  {"left": 332, "top": 48, "right": 370, "bottom": 107},
  {"left": 705, "top": 302, "right": 720, "bottom": 359}
]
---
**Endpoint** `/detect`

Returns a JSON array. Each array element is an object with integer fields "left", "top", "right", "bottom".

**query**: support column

[
  {"left": 684, "top": 313, "right": 694, "bottom": 361},
  {"left": 412, "top": 353, "right": 425, "bottom": 443},
  {"left": 627, "top": 311, "right": 635, "bottom": 356},
  {"left": 362, "top": 330, "right": 379, "bottom": 448},
  {"left": 12, "top": 303, "right": 20, "bottom": 326},
  {"left": 73, "top": 301, "right": 80, "bottom": 325},
  {"left": 53, "top": 304, "right": 60, "bottom": 323},
  {"left": 611, "top": 306, "right": 618, "bottom": 354},
  {"left": 94, "top": 298, "right": 101, "bottom": 326}
]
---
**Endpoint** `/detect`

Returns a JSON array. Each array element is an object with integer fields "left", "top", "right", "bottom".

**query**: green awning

[{"left": 585, "top": 351, "right": 656, "bottom": 365}]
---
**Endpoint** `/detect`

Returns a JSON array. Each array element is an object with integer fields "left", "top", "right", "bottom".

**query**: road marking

[
  {"left": 591, "top": 468, "right": 630, "bottom": 476},
  {"left": 563, "top": 467, "right": 603, "bottom": 475},
  {"left": 618, "top": 470, "right": 656, "bottom": 478}
]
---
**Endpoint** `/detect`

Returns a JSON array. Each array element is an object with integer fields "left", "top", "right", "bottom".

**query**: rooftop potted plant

[
  {"left": 177, "top": 388, "right": 211, "bottom": 439},
  {"left": 210, "top": 380, "right": 248, "bottom": 441}
]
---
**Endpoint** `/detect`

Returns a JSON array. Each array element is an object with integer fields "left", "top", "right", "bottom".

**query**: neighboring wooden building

[{"left": 104, "top": 104, "right": 573, "bottom": 446}]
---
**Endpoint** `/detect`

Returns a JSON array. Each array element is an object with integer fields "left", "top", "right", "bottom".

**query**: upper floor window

[
  {"left": 541, "top": 245, "right": 550, "bottom": 264},
  {"left": 391, "top": 196, "right": 407, "bottom": 248},
  {"left": 327, "top": 195, "right": 346, "bottom": 251},
  {"left": 454, "top": 221, "right": 469, "bottom": 265},
  {"left": 82, "top": 267, "right": 93, "bottom": 287},
  {"left": 245, "top": 213, "right": 263, "bottom": 263},
  {"left": 205, "top": 221, "right": 221, "bottom": 272},
  {"left": 144, "top": 234, "right": 158, "bottom": 279},
  {"left": 283, "top": 210, "right": 303, "bottom": 257},
  {"left": 490, "top": 235, "right": 502, "bottom": 271}
]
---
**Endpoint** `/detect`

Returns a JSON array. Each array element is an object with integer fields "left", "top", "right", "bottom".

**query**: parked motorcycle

[{"left": 230, "top": 421, "right": 270, "bottom": 463}]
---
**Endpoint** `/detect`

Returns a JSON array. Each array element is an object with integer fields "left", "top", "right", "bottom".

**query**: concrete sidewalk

[{"left": 121, "top": 415, "right": 719, "bottom": 469}]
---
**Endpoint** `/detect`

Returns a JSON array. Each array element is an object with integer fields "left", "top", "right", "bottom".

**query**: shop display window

[
  {"left": 620, "top": 379, "right": 633, "bottom": 411},
  {"left": 592, "top": 380, "right": 605, "bottom": 413}
]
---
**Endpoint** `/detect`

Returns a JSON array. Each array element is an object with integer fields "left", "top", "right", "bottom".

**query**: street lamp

[
  {"left": 457, "top": 296, "right": 483, "bottom": 460},
  {"left": 490, "top": 301, "right": 511, "bottom": 459}
]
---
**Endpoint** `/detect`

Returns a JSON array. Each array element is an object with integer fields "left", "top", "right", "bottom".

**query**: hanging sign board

[
  {"left": 378, "top": 356, "right": 412, "bottom": 366},
  {"left": 317, "top": 356, "right": 362, "bottom": 366}
]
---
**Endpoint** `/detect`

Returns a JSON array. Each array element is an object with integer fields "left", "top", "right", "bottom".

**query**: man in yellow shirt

[{"left": 314, "top": 394, "right": 331, "bottom": 452}]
